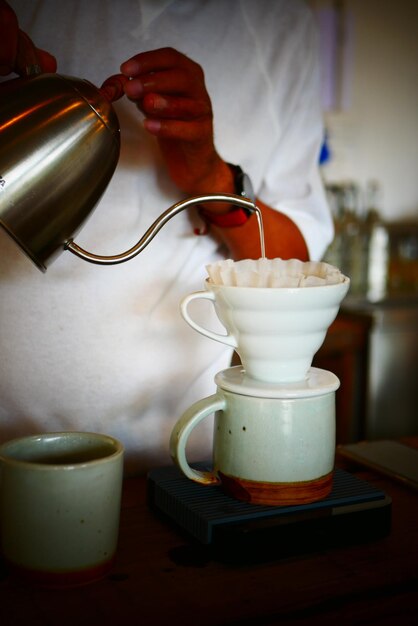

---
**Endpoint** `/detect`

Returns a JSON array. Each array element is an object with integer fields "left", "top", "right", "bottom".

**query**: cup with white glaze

[
  {"left": 180, "top": 275, "right": 350, "bottom": 384},
  {"left": 170, "top": 366, "right": 340, "bottom": 506},
  {"left": 0, "top": 431, "right": 124, "bottom": 587}
]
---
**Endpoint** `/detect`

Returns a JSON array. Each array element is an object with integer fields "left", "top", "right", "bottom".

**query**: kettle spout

[{"left": 66, "top": 194, "right": 257, "bottom": 266}]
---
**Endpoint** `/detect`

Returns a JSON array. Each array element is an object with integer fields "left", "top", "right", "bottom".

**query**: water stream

[{"left": 254, "top": 205, "right": 266, "bottom": 259}]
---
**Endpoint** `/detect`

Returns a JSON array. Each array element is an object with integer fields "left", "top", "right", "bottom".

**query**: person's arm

[{"left": 120, "top": 47, "right": 308, "bottom": 261}]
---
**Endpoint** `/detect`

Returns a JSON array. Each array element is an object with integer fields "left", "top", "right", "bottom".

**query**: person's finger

[
  {"left": 141, "top": 93, "right": 211, "bottom": 120},
  {"left": 143, "top": 117, "right": 212, "bottom": 141},
  {"left": 36, "top": 48, "right": 57, "bottom": 73},
  {"left": 121, "top": 47, "right": 199, "bottom": 78},
  {"left": 124, "top": 67, "right": 206, "bottom": 101}
]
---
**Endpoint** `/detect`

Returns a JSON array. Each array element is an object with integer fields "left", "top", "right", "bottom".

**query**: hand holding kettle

[
  {"left": 0, "top": 0, "right": 56, "bottom": 76},
  {"left": 0, "top": 2, "right": 256, "bottom": 270},
  {"left": 0, "top": 0, "right": 126, "bottom": 101},
  {"left": 0, "top": 0, "right": 300, "bottom": 268}
]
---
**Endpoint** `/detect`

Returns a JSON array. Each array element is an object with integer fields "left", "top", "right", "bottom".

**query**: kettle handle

[
  {"left": 66, "top": 193, "right": 257, "bottom": 265},
  {"left": 16, "top": 31, "right": 42, "bottom": 77}
]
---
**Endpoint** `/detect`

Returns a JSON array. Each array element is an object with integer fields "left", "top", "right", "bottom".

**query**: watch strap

[{"left": 198, "top": 206, "right": 251, "bottom": 228}]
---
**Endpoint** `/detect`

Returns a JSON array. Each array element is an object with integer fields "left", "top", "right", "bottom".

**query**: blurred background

[{"left": 308, "top": 0, "right": 417, "bottom": 442}]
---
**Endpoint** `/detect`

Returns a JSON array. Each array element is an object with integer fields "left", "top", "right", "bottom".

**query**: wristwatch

[
  {"left": 199, "top": 163, "right": 255, "bottom": 228},
  {"left": 228, "top": 163, "right": 256, "bottom": 204}
]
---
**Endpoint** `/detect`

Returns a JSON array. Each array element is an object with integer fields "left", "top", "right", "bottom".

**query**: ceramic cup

[
  {"left": 0, "top": 431, "right": 124, "bottom": 587},
  {"left": 170, "top": 366, "right": 340, "bottom": 506},
  {"left": 180, "top": 278, "right": 350, "bottom": 383}
]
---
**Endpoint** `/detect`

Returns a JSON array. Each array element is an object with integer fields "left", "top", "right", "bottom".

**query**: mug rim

[
  {"left": 214, "top": 366, "right": 340, "bottom": 398},
  {"left": 0, "top": 431, "right": 124, "bottom": 470}
]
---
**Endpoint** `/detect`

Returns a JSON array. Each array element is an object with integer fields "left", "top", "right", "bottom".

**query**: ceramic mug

[
  {"left": 180, "top": 278, "right": 350, "bottom": 383},
  {"left": 170, "top": 366, "right": 340, "bottom": 505},
  {"left": 0, "top": 431, "right": 124, "bottom": 587}
]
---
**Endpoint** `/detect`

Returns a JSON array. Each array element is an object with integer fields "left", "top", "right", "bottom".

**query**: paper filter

[{"left": 206, "top": 258, "right": 346, "bottom": 288}]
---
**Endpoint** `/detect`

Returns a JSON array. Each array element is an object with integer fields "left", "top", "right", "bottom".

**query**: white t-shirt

[{"left": 0, "top": 0, "right": 333, "bottom": 473}]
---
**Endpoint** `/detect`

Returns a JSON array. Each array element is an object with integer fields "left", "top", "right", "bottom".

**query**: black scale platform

[{"left": 147, "top": 464, "right": 391, "bottom": 563}]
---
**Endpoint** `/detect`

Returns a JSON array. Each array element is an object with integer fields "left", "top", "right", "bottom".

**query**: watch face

[
  {"left": 241, "top": 172, "right": 255, "bottom": 203},
  {"left": 228, "top": 163, "right": 255, "bottom": 205}
]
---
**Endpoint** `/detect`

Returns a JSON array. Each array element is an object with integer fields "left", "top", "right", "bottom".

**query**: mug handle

[
  {"left": 180, "top": 291, "right": 237, "bottom": 348},
  {"left": 169, "top": 394, "right": 226, "bottom": 485}
]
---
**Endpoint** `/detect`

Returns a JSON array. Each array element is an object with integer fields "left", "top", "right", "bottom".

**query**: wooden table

[{"left": 1, "top": 444, "right": 417, "bottom": 626}]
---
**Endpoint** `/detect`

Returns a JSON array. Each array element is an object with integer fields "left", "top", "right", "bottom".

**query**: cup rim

[{"left": 0, "top": 431, "right": 124, "bottom": 470}]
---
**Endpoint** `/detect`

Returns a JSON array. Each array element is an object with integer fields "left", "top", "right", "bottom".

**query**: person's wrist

[
  {"left": 187, "top": 158, "right": 234, "bottom": 212},
  {"left": 197, "top": 163, "right": 255, "bottom": 228}
]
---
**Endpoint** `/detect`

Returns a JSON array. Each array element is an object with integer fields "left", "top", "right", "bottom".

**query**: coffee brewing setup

[
  {"left": 0, "top": 71, "right": 391, "bottom": 560},
  {"left": 155, "top": 260, "right": 390, "bottom": 558},
  {"left": 169, "top": 258, "right": 350, "bottom": 505}
]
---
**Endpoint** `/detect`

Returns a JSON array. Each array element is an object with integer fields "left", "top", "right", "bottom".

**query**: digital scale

[{"left": 147, "top": 464, "right": 391, "bottom": 564}]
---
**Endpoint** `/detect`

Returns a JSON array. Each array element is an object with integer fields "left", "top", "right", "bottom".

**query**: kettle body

[{"left": 0, "top": 73, "right": 120, "bottom": 271}]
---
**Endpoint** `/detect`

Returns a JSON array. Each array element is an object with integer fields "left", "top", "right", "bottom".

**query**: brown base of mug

[
  {"left": 3, "top": 555, "right": 115, "bottom": 588},
  {"left": 218, "top": 471, "right": 334, "bottom": 506}
]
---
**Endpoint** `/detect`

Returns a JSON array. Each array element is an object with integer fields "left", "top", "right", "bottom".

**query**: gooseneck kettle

[{"left": 0, "top": 71, "right": 256, "bottom": 272}]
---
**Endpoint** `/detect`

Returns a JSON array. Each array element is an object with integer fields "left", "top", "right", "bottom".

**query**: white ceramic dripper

[{"left": 180, "top": 260, "right": 350, "bottom": 384}]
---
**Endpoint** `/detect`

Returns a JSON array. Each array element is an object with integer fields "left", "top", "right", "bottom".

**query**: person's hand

[
  {"left": 0, "top": 0, "right": 56, "bottom": 76},
  {"left": 120, "top": 47, "right": 309, "bottom": 262},
  {"left": 120, "top": 47, "right": 231, "bottom": 197}
]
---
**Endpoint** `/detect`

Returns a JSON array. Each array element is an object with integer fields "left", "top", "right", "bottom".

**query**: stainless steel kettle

[
  {"left": 0, "top": 72, "right": 120, "bottom": 271},
  {"left": 0, "top": 72, "right": 256, "bottom": 271}
]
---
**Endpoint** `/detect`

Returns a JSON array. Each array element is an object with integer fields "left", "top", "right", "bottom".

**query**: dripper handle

[{"left": 180, "top": 291, "right": 238, "bottom": 349}]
